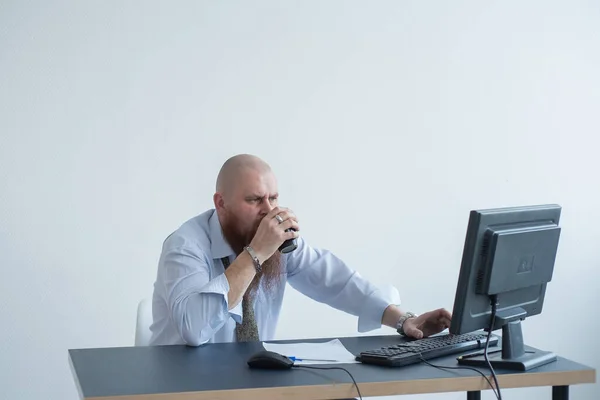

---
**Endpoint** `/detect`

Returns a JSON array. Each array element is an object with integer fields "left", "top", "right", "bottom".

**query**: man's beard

[{"left": 220, "top": 213, "right": 283, "bottom": 296}]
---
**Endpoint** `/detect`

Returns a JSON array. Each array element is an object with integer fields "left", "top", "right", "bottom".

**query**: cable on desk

[
  {"left": 293, "top": 365, "right": 362, "bottom": 400},
  {"left": 417, "top": 296, "right": 502, "bottom": 400},
  {"left": 418, "top": 356, "right": 500, "bottom": 400}
]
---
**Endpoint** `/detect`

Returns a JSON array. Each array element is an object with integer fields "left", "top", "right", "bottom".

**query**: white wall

[{"left": 1, "top": 1, "right": 599, "bottom": 399}]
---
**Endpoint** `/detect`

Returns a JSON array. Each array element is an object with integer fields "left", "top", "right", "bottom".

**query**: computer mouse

[{"left": 247, "top": 350, "right": 294, "bottom": 370}]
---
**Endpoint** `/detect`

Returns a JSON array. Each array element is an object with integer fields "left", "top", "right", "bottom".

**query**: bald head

[{"left": 216, "top": 154, "right": 273, "bottom": 197}]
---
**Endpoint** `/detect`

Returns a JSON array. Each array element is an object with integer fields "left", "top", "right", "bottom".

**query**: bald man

[{"left": 148, "top": 154, "right": 451, "bottom": 346}]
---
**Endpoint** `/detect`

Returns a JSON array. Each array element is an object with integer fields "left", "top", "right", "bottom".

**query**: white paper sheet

[{"left": 262, "top": 339, "right": 359, "bottom": 365}]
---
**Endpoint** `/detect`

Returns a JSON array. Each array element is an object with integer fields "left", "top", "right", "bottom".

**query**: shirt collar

[{"left": 209, "top": 209, "right": 235, "bottom": 259}]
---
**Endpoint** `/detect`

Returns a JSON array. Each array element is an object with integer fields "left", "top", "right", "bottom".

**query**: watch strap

[
  {"left": 396, "top": 312, "right": 418, "bottom": 336},
  {"left": 244, "top": 246, "right": 262, "bottom": 274}
]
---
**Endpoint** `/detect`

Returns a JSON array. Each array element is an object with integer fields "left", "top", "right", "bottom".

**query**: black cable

[
  {"left": 487, "top": 295, "right": 502, "bottom": 400},
  {"left": 293, "top": 365, "right": 362, "bottom": 400},
  {"left": 418, "top": 355, "right": 500, "bottom": 400}
]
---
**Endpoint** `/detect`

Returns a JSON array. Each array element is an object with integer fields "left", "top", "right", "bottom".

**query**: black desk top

[{"left": 69, "top": 335, "right": 596, "bottom": 400}]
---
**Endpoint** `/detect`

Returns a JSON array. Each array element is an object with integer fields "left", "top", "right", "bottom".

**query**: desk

[{"left": 69, "top": 335, "right": 595, "bottom": 400}]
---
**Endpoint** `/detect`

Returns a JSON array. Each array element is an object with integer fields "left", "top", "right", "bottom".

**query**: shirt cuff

[
  {"left": 229, "top": 302, "right": 242, "bottom": 324},
  {"left": 357, "top": 284, "right": 401, "bottom": 332},
  {"left": 198, "top": 272, "right": 230, "bottom": 296},
  {"left": 204, "top": 272, "right": 243, "bottom": 324}
]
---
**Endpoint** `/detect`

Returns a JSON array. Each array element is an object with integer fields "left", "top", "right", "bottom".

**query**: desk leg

[
  {"left": 552, "top": 386, "right": 569, "bottom": 400},
  {"left": 466, "top": 391, "right": 481, "bottom": 400}
]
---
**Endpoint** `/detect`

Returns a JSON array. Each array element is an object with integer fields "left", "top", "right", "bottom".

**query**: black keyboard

[{"left": 357, "top": 331, "right": 499, "bottom": 367}]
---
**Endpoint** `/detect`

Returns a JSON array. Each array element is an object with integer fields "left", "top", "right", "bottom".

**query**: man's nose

[{"left": 261, "top": 200, "right": 274, "bottom": 214}]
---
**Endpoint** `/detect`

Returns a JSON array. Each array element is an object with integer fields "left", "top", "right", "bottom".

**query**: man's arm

[
  {"left": 286, "top": 237, "right": 402, "bottom": 333},
  {"left": 160, "top": 245, "right": 235, "bottom": 346},
  {"left": 159, "top": 243, "right": 267, "bottom": 346},
  {"left": 224, "top": 250, "right": 259, "bottom": 309}
]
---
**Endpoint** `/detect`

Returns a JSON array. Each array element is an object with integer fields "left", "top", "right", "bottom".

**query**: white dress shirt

[{"left": 149, "top": 209, "right": 401, "bottom": 346}]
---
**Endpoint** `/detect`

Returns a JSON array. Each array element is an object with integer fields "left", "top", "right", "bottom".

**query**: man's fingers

[
  {"left": 285, "top": 229, "right": 300, "bottom": 239},
  {"left": 268, "top": 208, "right": 286, "bottom": 226},
  {"left": 275, "top": 210, "right": 297, "bottom": 223},
  {"left": 290, "top": 220, "right": 300, "bottom": 231},
  {"left": 280, "top": 219, "right": 300, "bottom": 232},
  {"left": 405, "top": 326, "right": 423, "bottom": 339},
  {"left": 267, "top": 206, "right": 283, "bottom": 219},
  {"left": 427, "top": 308, "right": 452, "bottom": 322},
  {"left": 402, "top": 320, "right": 423, "bottom": 339}
]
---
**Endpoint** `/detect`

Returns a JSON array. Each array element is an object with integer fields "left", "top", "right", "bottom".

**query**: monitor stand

[{"left": 457, "top": 319, "right": 556, "bottom": 371}]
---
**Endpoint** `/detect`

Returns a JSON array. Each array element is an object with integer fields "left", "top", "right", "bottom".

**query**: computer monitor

[{"left": 449, "top": 204, "right": 562, "bottom": 371}]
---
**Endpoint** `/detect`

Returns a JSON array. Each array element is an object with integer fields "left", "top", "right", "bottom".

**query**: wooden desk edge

[{"left": 82, "top": 368, "right": 596, "bottom": 400}]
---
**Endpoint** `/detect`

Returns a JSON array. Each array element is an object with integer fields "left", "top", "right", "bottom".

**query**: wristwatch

[
  {"left": 396, "top": 312, "right": 419, "bottom": 336},
  {"left": 244, "top": 246, "right": 262, "bottom": 274}
]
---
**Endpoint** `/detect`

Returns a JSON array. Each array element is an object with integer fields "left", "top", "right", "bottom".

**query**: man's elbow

[
  {"left": 181, "top": 331, "right": 206, "bottom": 347},
  {"left": 179, "top": 318, "right": 212, "bottom": 347},
  {"left": 180, "top": 314, "right": 229, "bottom": 347},
  {"left": 173, "top": 292, "right": 229, "bottom": 346}
]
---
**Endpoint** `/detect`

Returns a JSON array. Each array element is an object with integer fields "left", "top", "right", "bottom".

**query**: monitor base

[{"left": 458, "top": 320, "right": 557, "bottom": 371}]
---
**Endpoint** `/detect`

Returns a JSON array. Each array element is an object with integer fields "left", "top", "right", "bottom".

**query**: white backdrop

[{"left": 1, "top": 1, "right": 599, "bottom": 399}]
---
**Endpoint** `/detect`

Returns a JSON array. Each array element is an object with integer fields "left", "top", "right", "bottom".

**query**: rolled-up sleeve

[
  {"left": 161, "top": 246, "right": 238, "bottom": 346},
  {"left": 286, "top": 237, "right": 401, "bottom": 332}
]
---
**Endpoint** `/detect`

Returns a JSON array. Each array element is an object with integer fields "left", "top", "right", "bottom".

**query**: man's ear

[{"left": 213, "top": 192, "right": 225, "bottom": 211}]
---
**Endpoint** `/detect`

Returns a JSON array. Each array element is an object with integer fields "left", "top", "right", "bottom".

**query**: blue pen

[{"left": 288, "top": 356, "right": 338, "bottom": 362}]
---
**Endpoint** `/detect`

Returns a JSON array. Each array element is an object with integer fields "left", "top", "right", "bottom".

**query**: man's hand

[
  {"left": 249, "top": 207, "right": 300, "bottom": 262},
  {"left": 402, "top": 308, "right": 452, "bottom": 339},
  {"left": 224, "top": 207, "right": 299, "bottom": 309}
]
